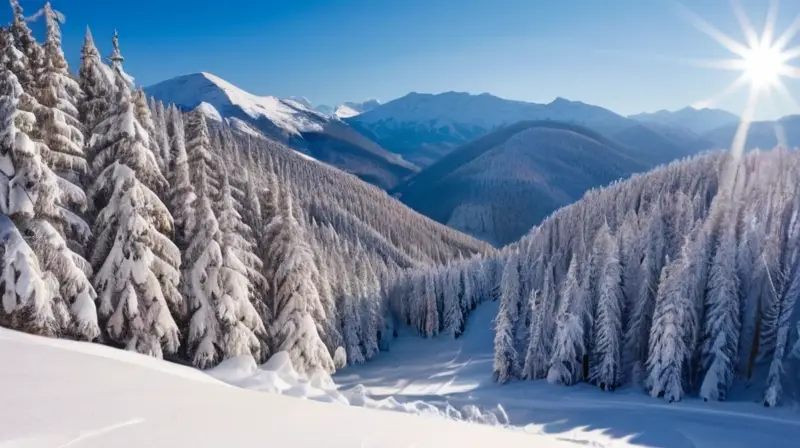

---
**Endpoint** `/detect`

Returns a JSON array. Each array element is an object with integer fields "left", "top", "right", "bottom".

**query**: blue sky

[{"left": 6, "top": 0, "right": 800, "bottom": 119}]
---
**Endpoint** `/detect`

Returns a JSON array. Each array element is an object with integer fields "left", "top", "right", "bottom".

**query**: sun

[
  {"left": 678, "top": 0, "right": 800, "bottom": 157},
  {"left": 742, "top": 41, "right": 786, "bottom": 90}
]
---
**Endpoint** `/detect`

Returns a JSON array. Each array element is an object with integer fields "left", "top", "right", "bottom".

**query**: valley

[{"left": 2, "top": 0, "right": 800, "bottom": 447}]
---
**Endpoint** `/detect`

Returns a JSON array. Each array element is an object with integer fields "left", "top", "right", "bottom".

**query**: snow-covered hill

[
  {"left": 145, "top": 73, "right": 418, "bottom": 189},
  {"left": 629, "top": 106, "right": 739, "bottom": 135},
  {"left": 0, "top": 327, "right": 570, "bottom": 448},
  {"left": 347, "top": 92, "right": 639, "bottom": 167}
]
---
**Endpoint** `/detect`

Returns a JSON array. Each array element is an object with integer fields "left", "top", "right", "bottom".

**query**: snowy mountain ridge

[
  {"left": 145, "top": 72, "right": 328, "bottom": 136},
  {"left": 346, "top": 91, "right": 638, "bottom": 166},
  {"left": 629, "top": 106, "right": 740, "bottom": 135},
  {"left": 145, "top": 73, "right": 418, "bottom": 190}
]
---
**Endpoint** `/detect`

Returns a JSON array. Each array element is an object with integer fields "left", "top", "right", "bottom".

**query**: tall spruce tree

[{"left": 88, "top": 48, "right": 182, "bottom": 357}]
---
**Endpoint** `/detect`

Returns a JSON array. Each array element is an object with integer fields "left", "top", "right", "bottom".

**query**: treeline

[
  {"left": 490, "top": 149, "right": 800, "bottom": 407},
  {"left": 0, "top": 0, "right": 491, "bottom": 374}
]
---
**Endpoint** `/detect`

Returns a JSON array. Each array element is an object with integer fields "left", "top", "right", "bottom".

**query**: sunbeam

[{"left": 681, "top": 0, "right": 800, "bottom": 158}]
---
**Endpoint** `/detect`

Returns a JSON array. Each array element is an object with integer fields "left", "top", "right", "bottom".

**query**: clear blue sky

[{"left": 6, "top": 0, "right": 800, "bottom": 119}]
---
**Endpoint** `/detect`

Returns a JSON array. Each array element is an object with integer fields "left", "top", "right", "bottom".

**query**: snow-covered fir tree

[
  {"left": 35, "top": 2, "right": 91, "bottom": 253},
  {"left": 77, "top": 27, "right": 112, "bottom": 154},
  {"left": 165, "top": 105, "right": 194, "bottom": 245},
  {"left": 88, "top": 61, "right": 181, "bottom": 357},
  {"left": 589, "top": 224, "right": 625, "bottom": 391},
  {"left": 264, "top": 180, "right": 334, "bottom": 374},
  {"left": 547, "top": 257, "right": 587, "bottom": 385},
  {"left": 699, "top": 199, "right": 741, "bottom": 402},
  {"left": 0, "top": 51, "right": 98, "bottom": 341}
]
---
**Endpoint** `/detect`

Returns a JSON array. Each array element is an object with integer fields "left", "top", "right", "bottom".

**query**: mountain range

[
  {"left": 393, "top": 121, "right": 651, "bottom": 245},
  {"left": 145, "top": 72, "right": 800, "bottom": 245},
  {"left": 145, "top": 73, "right": 416, "bottom": 190}
]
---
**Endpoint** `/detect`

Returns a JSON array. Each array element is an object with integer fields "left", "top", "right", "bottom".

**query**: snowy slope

[
  {"left": 334, "top": 99, "right": 382, "bottom": 118},
  {"left": 145, "top": 72, "right": 327, "bottom": 136},
  {"left": 335, "top": 302, "right": 800, "bottom": 448},
  {"left": 195, "top": 101, "right": 222, "bottom": 122},
  {"left": 334, "top": 104, "right": 361, "bottom": 118},
  {"left": 0, "top": 327, "right": 570, "bottom": 448}
]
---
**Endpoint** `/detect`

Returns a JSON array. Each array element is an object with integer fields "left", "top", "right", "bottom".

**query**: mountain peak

[{"left": 146, "top": 72, "right": 327, "bottom": 136}]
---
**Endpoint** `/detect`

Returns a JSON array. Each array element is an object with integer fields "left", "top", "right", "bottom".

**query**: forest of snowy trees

[
  {"left": 490, "top": 149, "right": 800, "bottom": 407},
  {"left": 3, "top": 0, "right": 800, "bottom": 412},
  {"left": 0, "top": 0, "right": 493, "bottom": 374}
]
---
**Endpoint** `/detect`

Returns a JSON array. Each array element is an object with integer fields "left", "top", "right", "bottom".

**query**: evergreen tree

[
  {"left": 264, "top": 183, "right": 334, "bottom": 374},
  {"left": 547, "top": 256, "right": 588, "bottom": 385},
  {"left": 493, "top": 252, "right": 521, "bottom": 383},
  {"left": 589, "top": 224, "right": 624, "bottom": 391},
  {"left": 646, "top": 225, "right": 703, "bottom": 402},
  {"left": 442, "top": 266, "right": 464, "bottom": 337},
  {"left": 216, "top": 164, "right": 267, "bottom": 361},
  {"left": 182, "top": 166, "right": 224, "bottom": 368},
  {"left": 699, "top": 205, "right": 740, "bottom": 402},
  {"left": 0, "top": 215, "right": 58, "bottom": 336},
  {"left": 184, "top": 110, "right": 218, "bottom": 195},
  {"left": 133, "top": 89, "right": 163, "bottom": 176},
  {"left": 522, "top": 263, "right": 556, "bottom": 380},
  {"left": 106, "top": 30, "right": 132, "bottom": 89},
  {"left": 77, "top": 27, "right": 112, "bottom": 150},
  {"left": 763, "top": 199, "right": 800, "bottom": 406},
  {"left": 0, "top": 58, "right": 98, "bottom": 341},
  {"left": 165, "top": 105, "right": 194, "bottom": 244},
  {"left": 8, "top": 0, "right": 42, "bottom": 94},
  {"left": 36, "top": 2, "right": 91, "bottom": 252},
  {"left": 623, "top": 205, "right": 666, "bottom": 385},
  {"left": 88, "top": 66, "right": 182, "bottom": 357}
]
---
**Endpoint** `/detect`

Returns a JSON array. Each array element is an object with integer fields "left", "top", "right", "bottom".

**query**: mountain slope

[
  {"left": 145, "top": 73, "right": 417, "bottom": 189},
  {"left": 393, "top": 121, "right": 649, "bottom": 246},
  {"left": 629, "top": 106, "right": 739, "bottom": 134},
  {"left": 229, "top": 128, "right": 493, "bottom": 267},
  {"left": 347, "top": 93, "right": 636, "bottom": 167},
  {"left": 702, "top": 115, "right": 800, "bottom": 151}
]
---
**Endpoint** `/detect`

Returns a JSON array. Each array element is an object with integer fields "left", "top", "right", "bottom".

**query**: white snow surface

[
  {"left": 195, "top": 101, "right": 222, "bottom": 122},
  {"left": 334, "top": 104, "right": 361, "bottom": 119},
  {"left": 4, "top": 301, "right": 799, "bottom": 447},
  {"left": 145, "top": 72, "right": 328, "bottom": 136},
  {"left": 0, "top": 326, "right": 566, "bottom": 447},
  {"left": 334, "top": 301, "right": 800, "bottom": 448}
]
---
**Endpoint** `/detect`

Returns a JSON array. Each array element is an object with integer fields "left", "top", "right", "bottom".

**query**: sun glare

[
  {"left": 679, "top": 0, "right": 800, "bottom": 158},
  {"left": 742, "top": 41, "right": 785, "bottom": 90}
]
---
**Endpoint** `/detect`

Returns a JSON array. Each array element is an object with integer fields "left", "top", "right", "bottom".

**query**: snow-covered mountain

[
  {"left": 146, "top": 72, "right": 329, "bottom": 137},
  {"left": 346, "top": 92, "right": 637, "bottom": 167},
  {"left": 314, "top": 99, "right": 382, "bottom": 119},
  {"left": 629, "top": 106, "right": 739, "bottom": 135},
  {"left": 394, "top": 121, "right": 650, "bottom": 245},
  {"left": 145, "top": 73, "right": 418, "bottom": 189}
]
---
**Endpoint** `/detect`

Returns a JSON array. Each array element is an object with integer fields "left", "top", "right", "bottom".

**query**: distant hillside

[
  {"left": 146, "top": 73, "right": 418, "bottom": 189},
  {"left": 702, "top": 115, "right": 800, "bottom": 151},
  {"left": 393, "top": 121, "right": 649, "bottom": 246},
  {"left": 347, "top": 92, "right": 636, "bottom": 167},
  {"left": 629, "top": 106, "right": 739, "bottom": 135}
]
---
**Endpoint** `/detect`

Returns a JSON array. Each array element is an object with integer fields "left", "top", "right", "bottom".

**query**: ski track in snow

[{"left": 334, "top": 301, "right": 800, "bottom": 448}]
